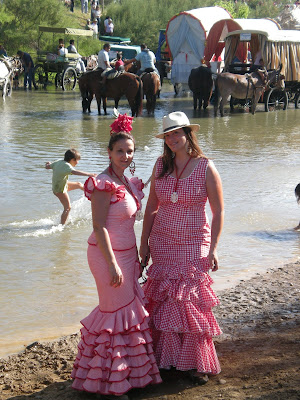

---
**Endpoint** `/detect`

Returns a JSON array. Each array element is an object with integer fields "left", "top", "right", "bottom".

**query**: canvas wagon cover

[
  {"left": 39, "top": 26, "right": 93, "bottom": 37},
  {"left": 204, "top": 18, "right": 280, "bottom": 65},
  {"left": 224, "top": 29, "right": 300, "bottom": 81},
  {"left": 166, "top": 6, "right": 231, "bottom": 85}
]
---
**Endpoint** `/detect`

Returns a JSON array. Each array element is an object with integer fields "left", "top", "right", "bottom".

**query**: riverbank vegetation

[{"left": 0, "top": 0, "right": 294, "bottom": 57}]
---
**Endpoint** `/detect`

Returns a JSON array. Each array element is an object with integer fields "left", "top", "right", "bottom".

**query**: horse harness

[{"left": 244, "top": 69, "right": 269, "bottom": 102}]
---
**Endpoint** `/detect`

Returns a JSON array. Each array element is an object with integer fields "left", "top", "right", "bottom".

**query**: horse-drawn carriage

[
  {"left": 220, "top": 28, "right": 300, "bottom": 113},
  {"left": 33, "top": 26, "right": 94, "bottom": 90}
]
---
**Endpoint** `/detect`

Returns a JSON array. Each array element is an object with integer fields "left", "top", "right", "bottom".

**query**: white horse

[
  {"left": 0, "top": 56, "right": 22, "bottom": 100},
  {"left": 0, "top": 57, "right": 14, "bottom": 100}
]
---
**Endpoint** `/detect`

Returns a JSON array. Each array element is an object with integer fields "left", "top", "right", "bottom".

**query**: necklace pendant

[
  {"left": 135, "top": 209, "right": 144, "bottom": 221},
  {"left": 171, "top": 192, "right": 179, "bottom": 203}
]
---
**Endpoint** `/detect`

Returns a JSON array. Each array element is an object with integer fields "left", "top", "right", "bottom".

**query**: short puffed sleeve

[{"left": 84, "top": 176, "right": 126, "bottom": 203}]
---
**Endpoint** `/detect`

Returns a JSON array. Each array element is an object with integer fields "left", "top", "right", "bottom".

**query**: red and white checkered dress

[{"left": 143, "top": 157, "right": 222, "bottom": 374}]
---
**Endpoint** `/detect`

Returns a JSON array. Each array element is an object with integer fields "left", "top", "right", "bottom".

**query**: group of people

[
  {"left": 46, "top": 110, "right": 224, "bottom": 399},
  {"left": 96, "top": 42, "right": 160, "bottom": 93},
  {"left": 57, "top": 39, "right": 86, "bottom": 72}
]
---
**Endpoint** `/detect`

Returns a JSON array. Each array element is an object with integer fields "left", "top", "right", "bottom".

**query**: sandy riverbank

[{"left": 1, "top": 262, "right": 299, "bottom": 400}]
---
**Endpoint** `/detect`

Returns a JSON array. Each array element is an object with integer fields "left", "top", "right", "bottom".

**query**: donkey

[{"left": 214, "top": 64, "right": 284, "bottom": 116}]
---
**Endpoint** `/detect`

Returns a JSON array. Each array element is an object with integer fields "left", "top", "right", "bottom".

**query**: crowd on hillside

[{"left": 63, "top": 0, "right": 114, "bottom": 37}]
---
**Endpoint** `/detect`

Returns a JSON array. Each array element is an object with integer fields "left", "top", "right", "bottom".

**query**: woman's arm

[
  {"left": 139, "top": 164, "right": 159, "bottom": 265},
  {"left": 91, "top": 189, "right": 123, "bottom": 287},
  {"left": 206, "top": 161, "right": 224, "bottom": 272}
]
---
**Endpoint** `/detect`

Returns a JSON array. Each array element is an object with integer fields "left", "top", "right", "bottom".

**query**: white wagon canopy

[
  {"left": 224, "top": 29, "right": 300, "bottom": 82},
  {"left": 203, "top": 18, "right": 280, "bottom": 66},
  {"left": 166, "top": 6, "right": 231, "bottom": 86}
]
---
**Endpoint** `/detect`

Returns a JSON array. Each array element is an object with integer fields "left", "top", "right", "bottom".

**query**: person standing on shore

[
  {"left": 45, "top": 149, "right": 96, "bottom": 225},
  {"left": 139, "top": 111, "right": 224, "bottom": 384},
  {"left": 71, "top": 114, "right": 162, "bottom": 399}
]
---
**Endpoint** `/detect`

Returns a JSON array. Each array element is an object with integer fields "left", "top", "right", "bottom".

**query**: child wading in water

[
  {"left": 294, "top": 183, "right": 300, "bottom": 230},
  {"left": 45, "top": 149, "right": 96, "bottom": 225}
]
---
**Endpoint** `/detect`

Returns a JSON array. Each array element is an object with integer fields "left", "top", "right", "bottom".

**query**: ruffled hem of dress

[
  {"left": 153, "top": 331, "right": 221, "bottom": 375},
  {"left": 71, "top": 295, "right": 162, "bottom": 394},
  {"left": 143, "top": 262, "right": 221, "bottom": 337}
]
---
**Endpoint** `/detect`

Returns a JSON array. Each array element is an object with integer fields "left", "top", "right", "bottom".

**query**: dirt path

[{"left": 1, "top": 263, "right": 299, "bottom": 400}]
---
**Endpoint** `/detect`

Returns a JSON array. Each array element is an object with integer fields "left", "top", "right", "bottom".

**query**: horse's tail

[{"left": 135, "top": 76, "right": 143, "bottom": 117}]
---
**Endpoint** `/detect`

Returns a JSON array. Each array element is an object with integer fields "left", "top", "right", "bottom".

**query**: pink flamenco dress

[
  {"left": 71, "top": 174, "right": 162, "bottom": 395},
  {"left": 143, "top": 157, "right": 222, "bottom": 375}
]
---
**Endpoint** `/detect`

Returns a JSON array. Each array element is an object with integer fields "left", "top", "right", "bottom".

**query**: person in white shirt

[
  {"left": 91, "top": 19, "right": 98, "bottom": 36},
  {"left": 67, "top": 39, "right": 86, "bottom": 73},
  {"left": 97, "top": 43, "right": 111, "bottom": 70},
  {"left": 97, "top": 43, "right": 113, "bottom": 93},
  {"left": 58, "top": 44, "right": 68, "bottom": 57},
  {"left": 106, "top": 18, "right": 114, "bottom": 36},
  {"left": 125, "top": 43, "right": 159, "bottom": 76}
]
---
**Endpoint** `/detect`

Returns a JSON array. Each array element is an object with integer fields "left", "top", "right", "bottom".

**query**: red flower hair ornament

[{"left": 110, "top": 113, "right": 134, "bottom": 135}]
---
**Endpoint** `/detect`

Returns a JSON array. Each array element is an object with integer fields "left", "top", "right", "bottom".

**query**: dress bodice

[
  {"left": 84, "top": 174, "right": 144, "bottom": 251},
  {"left": 151, "top": 157, "right": 211, "bottom": 245}
]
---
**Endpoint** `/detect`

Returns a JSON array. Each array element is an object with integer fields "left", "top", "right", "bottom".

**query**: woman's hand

[
  {"left": 109, "top": 263, "right": 123, "bottom": 287},
  {"left": 208, "top": 250, "right": 219, "bottom": 272},
  {"left": 139, "top": 243, "right": 150, "bottom": 266}
]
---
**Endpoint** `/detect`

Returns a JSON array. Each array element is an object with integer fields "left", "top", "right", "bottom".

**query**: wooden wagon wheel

[
  {"left": 33, "top": 64, "right": 48, "bottom": 89},
  {"left": 295, "top": 92, "right": 300, "bottom": 109},
  {"left": 61, "top": 67, "right": 77, "bottom": 91},
  {"left": 265, "top": 87, "right": 288, "bottom": 112}
]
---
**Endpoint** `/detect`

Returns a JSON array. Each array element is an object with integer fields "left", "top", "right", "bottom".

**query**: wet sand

[{"left": 1, "top": 261, "right": 299, "bottom": 400}]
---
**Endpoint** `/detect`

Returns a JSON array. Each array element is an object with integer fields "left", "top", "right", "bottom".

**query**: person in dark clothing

[
  {"left": 0, "top": 44, "right": 7, "bottom": 57},
  {"left": 17, "top": 50, "right": 35, "bottom": 90}
]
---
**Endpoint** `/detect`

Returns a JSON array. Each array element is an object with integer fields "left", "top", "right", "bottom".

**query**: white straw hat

[{"left": 155, "top": 111, "right": 200, "bottom": 139}]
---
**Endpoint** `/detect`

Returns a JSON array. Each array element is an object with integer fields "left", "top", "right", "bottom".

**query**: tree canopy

[{"left": 0, "top": 0, "right": 295, "bottom": 56}]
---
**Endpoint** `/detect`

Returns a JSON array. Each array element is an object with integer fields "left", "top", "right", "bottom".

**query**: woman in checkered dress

[{"left": 140, "top": 112, "right": 224, "bottom": 383}]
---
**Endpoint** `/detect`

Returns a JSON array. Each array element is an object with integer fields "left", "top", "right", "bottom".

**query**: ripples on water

[{"left": 0, "top": 85, "right": 300, "bottom": 357}]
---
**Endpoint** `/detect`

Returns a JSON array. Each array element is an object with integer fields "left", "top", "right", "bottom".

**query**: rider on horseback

[
  {"left": 98, "top": 42, "right": 114, "bottom": 93},
  {"left": 125, "top": 44, "right": 159, "bottom": 77}
]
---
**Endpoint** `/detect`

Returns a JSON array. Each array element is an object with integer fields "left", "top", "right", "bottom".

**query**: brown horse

[
  {"left": 141, "top": 72, "right": 161, "bottom": 114},
  {"left": 214, "top": 65, "right": 284, "bottom": 116},
  {"left": 78, "top": 69, "right": 143, "bottom": 116}
]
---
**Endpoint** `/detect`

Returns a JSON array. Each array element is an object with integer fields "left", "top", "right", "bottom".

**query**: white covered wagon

[{"left": 165, "top": 6, "right": 231, "bottom": 93}]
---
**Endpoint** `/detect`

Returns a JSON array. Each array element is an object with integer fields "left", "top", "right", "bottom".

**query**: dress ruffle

[
  {"left": 143, "top": 262, "right": 222, "bottom": 374},
  {"left": 84, "top": 176, "right": 144, "bottom": 206},
  {"left": 71, "top": 295, "right": 162, "bottom": 395},
  {"left": 84, "top": 176, "right": 126, "bottom": 203},
  {"left": 129, "top": 177, "right": 144, "bottom": 203}
]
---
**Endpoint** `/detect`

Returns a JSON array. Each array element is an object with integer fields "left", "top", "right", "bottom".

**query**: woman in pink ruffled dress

[
  {"left": 71, "top": 114, "right": 162, "bottom": 399},
  {"left": 140, "top": 111, "right": 224, "bottom": 384}
]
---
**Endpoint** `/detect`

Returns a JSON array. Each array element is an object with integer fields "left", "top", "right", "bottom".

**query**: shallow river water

[{"left": 0, "top": 84, "right": 299, "bottom": 357}]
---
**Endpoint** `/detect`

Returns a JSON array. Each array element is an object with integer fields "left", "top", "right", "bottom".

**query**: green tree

[
  {"left": 0, "top": 0, "right": 74, "bottom": 54},
  {"left": 214, "top": 0, "right": 249, "bottom": 19},
  {"left": 105, "top": 0, "right": 213, "bottom": 52}
]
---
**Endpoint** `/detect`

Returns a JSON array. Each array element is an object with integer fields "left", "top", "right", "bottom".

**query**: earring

[
  {"left": 129, "top": 161, "right": 136, "bottom": 176},
  {"left": 171, "top": 152, "right": 175, "bottom": 159}
]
